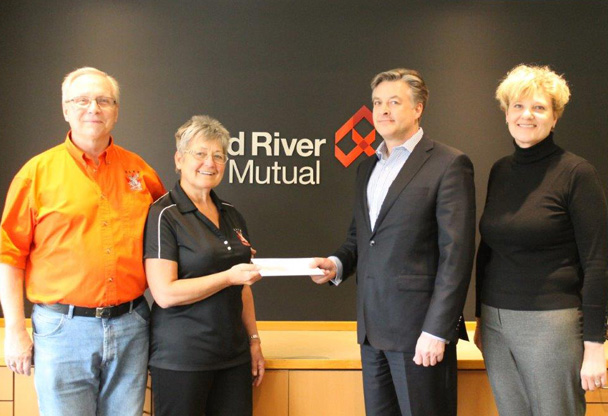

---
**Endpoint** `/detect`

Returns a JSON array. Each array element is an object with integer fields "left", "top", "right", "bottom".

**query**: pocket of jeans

[
  {"left": 32, "top": 308, "right": 65, "bottom": 337},
  {"left": 131, "top": 302, "right": 151, "bottom": 325}
]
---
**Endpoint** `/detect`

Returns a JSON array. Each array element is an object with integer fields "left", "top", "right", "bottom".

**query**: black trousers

[
  {"left": 361, "top": 340, "right": 457, "bottom": 416},
  {"left": 150, "top": 362, "right": 252, "bottom": 416}
]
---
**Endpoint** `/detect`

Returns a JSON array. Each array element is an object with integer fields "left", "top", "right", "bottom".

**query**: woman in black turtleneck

[{"left": 474, "top": 64, "right": 608, "bottom": 416}]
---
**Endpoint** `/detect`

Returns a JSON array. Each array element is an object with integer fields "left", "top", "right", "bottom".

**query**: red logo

[{"left": 335, "top": 106, "right": 377, "bottom": 167}]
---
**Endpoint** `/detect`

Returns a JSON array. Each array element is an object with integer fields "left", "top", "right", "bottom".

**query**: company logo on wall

[
  {"left": 227, "top": 131, "right": 325, "bottom": 186},
  {"left": 226, "top": 105, "right": 377, "bottom": 185},
  {"left": 335, "top": 106, "right": 377, "bottom": 168}
]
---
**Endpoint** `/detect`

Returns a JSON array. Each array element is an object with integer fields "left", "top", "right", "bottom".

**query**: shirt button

[
  {"left": 369, "top": 240, "right": 375, "bottom": 247},
  {"left": 108, "top": 278, "right": 113, "bottom": 282},
  {"left": 106, "top": 248, "right": 111, "bottom": 254},
  {"left": 227, "top": 247, "right": 232, "bottom": 251},
  {"left": 100, "top": 194, "right": 106, "bottom": 200},
  {"left": 102, "top": 221, "right": 108, "bottom": 227},
  {"left": 224, "top": 241, "right": 228, "bottom": 245}
]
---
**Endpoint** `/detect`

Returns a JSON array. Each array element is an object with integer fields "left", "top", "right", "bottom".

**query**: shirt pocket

[{"left": 121, "top": 189, "right": 154, "bottom": 240}]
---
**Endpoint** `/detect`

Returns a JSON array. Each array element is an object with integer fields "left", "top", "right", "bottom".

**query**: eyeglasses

[
  {"left": 185, "top": 150, "right": 228, "bottom": 164},
  {"left": 65, "top": 96, "right": 117, "bottom": 108}
]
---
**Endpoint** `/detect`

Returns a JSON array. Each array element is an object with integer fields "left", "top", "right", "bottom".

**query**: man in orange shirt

[{"left": 0, "top": 67, "right": 165, "bottom": 415}]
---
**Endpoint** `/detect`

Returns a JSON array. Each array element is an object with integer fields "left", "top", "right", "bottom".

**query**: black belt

[{"left": 40, "top": 296, "right": 145, "bottom": 318}]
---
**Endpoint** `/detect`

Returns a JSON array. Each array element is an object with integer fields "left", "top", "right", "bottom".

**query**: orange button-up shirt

[{"left": 0, "top": 133, "right": 166, "bottom": 307}]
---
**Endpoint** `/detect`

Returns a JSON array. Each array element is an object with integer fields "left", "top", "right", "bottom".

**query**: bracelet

[{"left": 249, "top": 334, "right": 261, "bottom": 344}]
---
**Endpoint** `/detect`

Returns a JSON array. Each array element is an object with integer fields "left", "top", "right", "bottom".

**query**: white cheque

[{"left": 251, "top": 258, "right": 325, "bottom": 277}]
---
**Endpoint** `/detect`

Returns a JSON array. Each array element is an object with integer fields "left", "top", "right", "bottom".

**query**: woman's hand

[
  {"left": 474, "top": 317, "right": 483, "bottom": 352},
  {"left": 581, "top": 341, "right": 607, "bottom": 391},
  {"left": 226, "top": 263, "right": 262, "bottom": 286},
  {"left": 250, "top": 341, "right": 265, "bottom": 386}
]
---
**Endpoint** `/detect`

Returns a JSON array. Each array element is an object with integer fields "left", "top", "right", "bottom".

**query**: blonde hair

[
  {"left": 62, "top": 67, "right": 120, "bottom": 104},
  {"left": 496, "top": 64, "right": 570, "bottom": 119}
]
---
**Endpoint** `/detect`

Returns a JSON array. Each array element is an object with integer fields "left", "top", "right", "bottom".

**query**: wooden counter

[
  {"left": 0, "top": 321, "right": 488, "bottom": 369},
  {"left": 255, "top": 321, "right": 608, "bottom": 416},
  {"left": 2, "top": 321, "right": 608, "bottom": 415},
  {"left": 258, "top": 321, "right": 486, "bottom": 370}
]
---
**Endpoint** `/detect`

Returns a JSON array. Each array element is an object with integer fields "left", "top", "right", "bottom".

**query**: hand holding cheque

[{"left": 308, "top": 257, "right": 337, "bottom": 283}]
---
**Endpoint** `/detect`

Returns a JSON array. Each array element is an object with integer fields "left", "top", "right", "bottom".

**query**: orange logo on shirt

[
  {"left": 126, "top": 171, "right": 143, "bottom": 191},
  {"left": 335, "top": 106, "right": 377, "bottom": 168},
  {"left": 234, "top": 229, "right": 251, "bottom": 246}
]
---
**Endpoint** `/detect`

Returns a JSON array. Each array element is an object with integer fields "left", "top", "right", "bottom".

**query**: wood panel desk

[
  {"left": 255, "top": 321, "right": 608, "bottom": 416},
  {"left": 2, "top": 321, "right": 608, "bottom": 415}
]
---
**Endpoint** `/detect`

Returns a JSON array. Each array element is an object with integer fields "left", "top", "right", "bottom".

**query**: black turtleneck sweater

[{"left": 476, "top": 134, "right": 608, "bottom": 342}]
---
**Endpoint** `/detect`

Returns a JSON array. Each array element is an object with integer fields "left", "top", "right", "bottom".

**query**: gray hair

[
  {"left": 62, "top": 67, "right": 120, "bottom": 104},
  {"left": 175, "top": 115, "right": 230, "bottom": 155},
  {"left": 370, "top": 68, "right": 429, "bottom": 113}
]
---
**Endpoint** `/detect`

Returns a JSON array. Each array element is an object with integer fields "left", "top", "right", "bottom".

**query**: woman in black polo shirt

[{"left": 144, "top": 115, "right": 264, "bottom": 416}]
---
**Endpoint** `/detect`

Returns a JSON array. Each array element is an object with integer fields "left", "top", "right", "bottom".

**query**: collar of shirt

[
  {"left": 375, "top": 127, "right": 424, "bottom": 161},
  {"left": 64, "top": 132, "right": 114, "bottom": 167},
  {"left": 367, "top": 127, "right": 424, "bottom": 231},
  {"left": 170, "top": 180, "right": 225, "bottom": 215}
]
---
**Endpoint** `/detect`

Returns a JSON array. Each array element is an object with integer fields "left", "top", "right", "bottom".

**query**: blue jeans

[{"left": 32, "top": 300, "right": 150, "bottom": 416}]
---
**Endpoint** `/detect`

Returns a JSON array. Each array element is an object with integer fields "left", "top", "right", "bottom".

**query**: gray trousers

[{"left": 480, "top": 304, "right": 585, "bottom": 416}]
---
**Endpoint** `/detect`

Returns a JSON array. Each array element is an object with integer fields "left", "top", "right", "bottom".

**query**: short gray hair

[
  {"left": 370, "top": 68, "right": 429, "bottom": 112},
  {"left": 175, "top": 115, "right": 230, "bottom": 155},
  {"left": 62, "top": 67, "right": 120, "bottom": 104}
]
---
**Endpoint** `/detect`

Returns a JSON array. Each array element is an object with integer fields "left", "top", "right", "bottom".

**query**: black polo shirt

[{"left": 144, "top": 181, "right": 252, "bottom": 371}]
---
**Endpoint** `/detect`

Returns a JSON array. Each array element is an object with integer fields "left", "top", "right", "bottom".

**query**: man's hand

[
  {"left": 413, "top": 332, "right": 445, "bottom": 367},
  {"left": 309, "top": 258, "right": 336, "bottom": 284},
  {"left": 1, "top": 265, "right": 32, "bottom": 375},
  {"left": 4, "top": 327, "right": 33, "bottom": 375}
]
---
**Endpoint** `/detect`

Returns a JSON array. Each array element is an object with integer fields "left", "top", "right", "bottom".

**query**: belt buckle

[{"left": 95, "top": 306, "right": 112, "bottom": 318}]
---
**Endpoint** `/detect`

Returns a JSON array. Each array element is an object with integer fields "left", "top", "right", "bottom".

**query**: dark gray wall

[{"left": 1, "top": 0, "right": 607, "bottom": 320}]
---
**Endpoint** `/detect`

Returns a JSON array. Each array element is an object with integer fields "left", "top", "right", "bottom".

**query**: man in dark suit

[{"left": 311, "top": 68, "right": 475, "bottom": 416}]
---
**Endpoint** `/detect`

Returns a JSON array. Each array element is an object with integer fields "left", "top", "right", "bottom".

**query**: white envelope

[{"left": 251, "top": 258, "right": 325, "bottom": 277}]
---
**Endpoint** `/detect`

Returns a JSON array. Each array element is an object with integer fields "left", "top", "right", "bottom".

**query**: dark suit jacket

[{"left": 334, "top": 135, "right": 476, "bottom": 353}]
